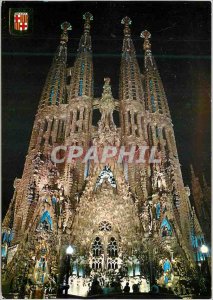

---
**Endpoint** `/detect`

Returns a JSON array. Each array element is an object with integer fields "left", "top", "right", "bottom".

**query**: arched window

[
  {"left": 37, "top": 211, "right": 53, "bottom": 231},
  {"left": 108, "top": 237, "right": 118, "bottom": 257},
  {"left": 95, "top": 166, "right": 116, "bottom": 190},
  {"left": 92, "top": 258, "right": 102, "bottom": 270},
  {"left": 161, "top": 218, "right": 172, "bottom": 237},
  {"left": 107, "top": 258, "right": 118, "bottom": 270},
  {"left": 92, "top": 237, "right": 103, "bottom": 257}
]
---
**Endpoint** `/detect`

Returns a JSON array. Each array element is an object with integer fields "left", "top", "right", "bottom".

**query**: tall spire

[
  {"left": 83, "top": 12, "right": 93, "bottom": 34},
  {"left": 119, "top": 17, "right": 146, "bottom": 198},
  {"left": 119, "top": 17, "right": 144, "bottom": 104},
  {"left": 78, "top": 12, "right": 93, "bottom": 53},
  {"left": 121, "top": 16, "right": 136, "bottom": 54},
  {"left": 141, "top": 29, "right": 170, "bottom": 116},
  {"left": 141, "top": 29, "right": 151, "bottom": 50},
  {"left": 122, "top": 16, "right": 131, "bottom": 35},
  {"left": 69, "top": 12, "right": 94, "bottom": 100},
  {"left": 60, "top": 21, "right": 72, "bottom": 43},
  {"left": 39, "top": 21, "right": 72, "bottom": 107}
]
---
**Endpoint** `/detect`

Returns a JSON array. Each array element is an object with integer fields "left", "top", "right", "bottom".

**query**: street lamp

[
  {"left": 63, "top": 245, "right": 74, "bottom": 295},
  {"left": 199, "top": 244, "right": 211, "bottom": 296},
  {"left": 200, "top": 245, "right": 209, "bottom": 254}
]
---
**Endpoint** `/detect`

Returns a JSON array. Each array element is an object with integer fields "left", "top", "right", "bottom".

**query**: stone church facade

[{"left": 2, "top": 12, "right": 210, "bottom": 298}]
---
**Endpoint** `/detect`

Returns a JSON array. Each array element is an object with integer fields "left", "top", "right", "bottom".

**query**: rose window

[{"left": 99, "top": 221, "right": 112, "bottom": 232}]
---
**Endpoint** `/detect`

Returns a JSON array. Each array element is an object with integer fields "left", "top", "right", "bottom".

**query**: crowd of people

[
  {"left": 66, "top": 275, "right": 178, "bottom": 297},
  {"left": 87, "top": 277, "right": 152, "bottom": 296},
  {"left": 88, "top": 279, "right": 142, "bottom": 296}
]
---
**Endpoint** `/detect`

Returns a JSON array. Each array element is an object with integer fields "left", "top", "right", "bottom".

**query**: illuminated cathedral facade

[{"left": 2, "top": 13, "right": 211, "bottom": 298}]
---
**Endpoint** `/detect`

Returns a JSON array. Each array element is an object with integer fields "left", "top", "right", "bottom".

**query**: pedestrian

[
  {"left": 132, "top": 283, "right": 139, "bottom": 293},
  {"left": 88, "top": 279, "right": 103, "bottom": 296},
  {"left": 151, "top": 281, "right": 159, "bottom": 294},
  {"left": 123, "top": 282, "right": 130, "bottom": 293}
]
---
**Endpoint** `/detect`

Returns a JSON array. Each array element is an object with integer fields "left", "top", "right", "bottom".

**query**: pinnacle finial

[
  {"left": 61, "top": 21, "right": 72, "bottom": 32},
  {"left": 60, "top": 21, "right": 72, "bottom": 43},
  {"left": 83, "top": 12, "right": 93, "bottom": 34},
  {"left": 141, "top": 29, "right": 151, "bottom": 51},
  {"left": 104, "top": 77, "right": 111, "bottom": 85},
  {"left": 121, "top": 16, "right": 132, "bottom": 36},
  {"left": 83, "top": 12, "right": 93, "bottom": 22}
]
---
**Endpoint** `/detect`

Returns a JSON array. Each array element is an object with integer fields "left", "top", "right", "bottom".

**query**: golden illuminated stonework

[{"left": 2, "top": 12, "right": 210, "bottom": 299}]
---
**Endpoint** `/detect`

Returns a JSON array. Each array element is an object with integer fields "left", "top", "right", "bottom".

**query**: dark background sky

[{"left": 2, "top": 1, "right": 211, "bottom": 218}]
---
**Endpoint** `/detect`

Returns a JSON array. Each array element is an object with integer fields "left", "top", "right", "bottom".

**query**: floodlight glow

[{"left": 66, "top": 245, "right": 74, "bottom": 255}]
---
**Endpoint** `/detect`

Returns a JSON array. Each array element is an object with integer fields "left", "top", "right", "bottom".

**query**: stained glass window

[
  {"left": 108, "top": 237, "right": 118, "bottom": 257},
  {"left": 99, "top": 221, "right": 112, "bottom": 231},
  {"left": 92, "top": 237, "right": 103, "bottom": 257}
]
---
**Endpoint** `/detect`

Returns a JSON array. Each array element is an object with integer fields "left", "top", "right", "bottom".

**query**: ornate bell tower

[
  {"left": 64, "top": 12, "right": 94, "bottom": 197},
  {"left": 140, "top": 29, "right": 193, "bottom": 252}
]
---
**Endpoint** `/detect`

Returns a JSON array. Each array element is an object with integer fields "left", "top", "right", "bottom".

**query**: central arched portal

[
  {"left": 89, "top": 221, "right": 120, "bottom": 272},
  {"left": 90, "top": 234, "right": 119, "bottom": 272},
  {"left": 65, "top": 222, "right": 150, "bottom": 296}
]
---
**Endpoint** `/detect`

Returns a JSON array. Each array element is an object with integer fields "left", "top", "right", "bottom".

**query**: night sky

[{"left": 2, "top": 1, "right": 211, "bottom": 218}]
